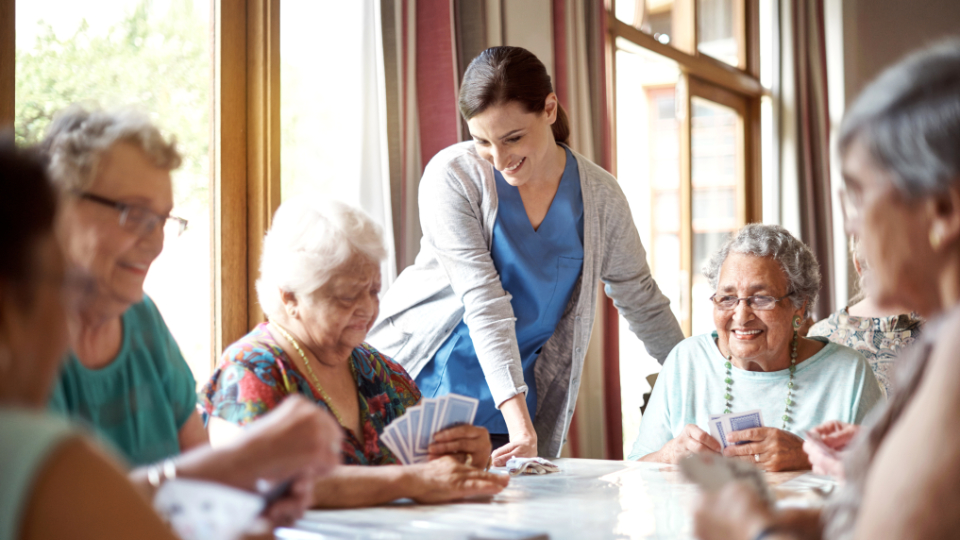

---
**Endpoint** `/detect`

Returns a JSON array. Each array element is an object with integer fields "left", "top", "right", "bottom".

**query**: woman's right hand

[
  {"left": 803, "top": 420, "right": 858, "bottom": 479},
  {"left": 649, "top": 424, "right": 721, "bottom": 464},
  {"left": 809, "top": 420, "right": 859, "bottom": 450},
  {"left": 407, "top": 455, "right": 509, "bottom": 504}
]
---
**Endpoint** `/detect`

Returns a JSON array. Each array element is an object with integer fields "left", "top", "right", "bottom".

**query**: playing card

[
  {"left": 416, "top": 398, "right": 439, "bottom": 453},
  {"left": 379, "top": 394, "right": 479, "bottom": 466},
  {"left": 679, "top": 453, "right": 773, "bottom": 504},
  {"left": 804, "top": 430, "right": 839, "bottom": 459},
  {"left": 708, "top": 409, "right": 764, "bottom": 449},
  {"left": 437, "top": 394, "right": 479, "bottom": 432}
]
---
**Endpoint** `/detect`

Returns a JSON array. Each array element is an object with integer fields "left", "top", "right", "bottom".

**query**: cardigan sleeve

[
  {"left": 417, "top": 153, "right": 526, "bottom": 407},
  {"left": 599, "top": 189, "right": 685, "bottom": 364}
]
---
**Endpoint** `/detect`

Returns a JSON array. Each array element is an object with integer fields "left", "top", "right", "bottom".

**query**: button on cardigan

[{"left": 368, "top": 141, "right": 685, "bottom": 457}]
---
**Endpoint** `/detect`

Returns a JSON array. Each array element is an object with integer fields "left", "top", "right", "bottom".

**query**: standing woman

[{"left": 369, "top": 46, "right": 684, "bottom": 464}]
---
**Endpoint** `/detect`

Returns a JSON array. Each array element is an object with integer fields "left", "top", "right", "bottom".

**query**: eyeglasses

[
  {"left": 75, "top": 191, "right": 188, "bottom": 237},
  {"left": 710, "top": 292, "right": 793, "bottom": 311}
]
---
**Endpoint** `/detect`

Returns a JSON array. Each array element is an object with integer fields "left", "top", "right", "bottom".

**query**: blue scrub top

[{"left": 416, "top": 146, "right": 584, "bottom": 433}]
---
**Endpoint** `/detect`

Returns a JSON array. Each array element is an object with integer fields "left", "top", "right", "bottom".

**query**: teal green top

[
  {"left": 49, "top": 295, "right": 197, "bottom": 466},
  {"left": 0, "top": 408, "right": 77, "bottom": 540},
  {"left": 628, "top": 333, "right": 884, "bottom": 460}
]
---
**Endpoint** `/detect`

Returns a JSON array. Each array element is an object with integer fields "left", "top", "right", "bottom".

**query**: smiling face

[
  {"left": 292, "top": 253, "right": 382, "bottom": 363},
  {"left": 841, "top": 137, "right": 941, "bottom": 315},
  {"left": 58, "top": 142, "right": 173, "bottom": 314},
  {"left": 466, "top": 98, "right": 559, "bottom": 188},
  {"left": 713, "top": 252, "right": 806, "bottom": 371}
]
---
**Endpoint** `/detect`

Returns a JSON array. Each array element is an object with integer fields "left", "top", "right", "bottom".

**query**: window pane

[
  {"left": 697, "top": 0, "right": 739, "bottom": 66},
  {"left": 281, "top": 2, "right": 364, "bottom": 204},
  {"left": 691, "top": 97, "right": 740, "bottom": 336},
  {"left": 615, "top": 41, "right": 682, "bottom": 457},
  {"left": 616, "top": 0, "right": 677, "bottom": 46},
  {"left": 16, "top": 0, "right": 213, "bottom": 386}
]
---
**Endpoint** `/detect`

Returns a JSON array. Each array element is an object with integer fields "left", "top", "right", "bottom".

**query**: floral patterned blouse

[
  {"left": 200, "top": 323, "right": 420, "bottom": 465},
  {"left": 808, "top": 308, "right": 924, "bottom": 397}
]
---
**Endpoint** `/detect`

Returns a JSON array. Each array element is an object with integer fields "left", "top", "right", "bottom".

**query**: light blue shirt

[
  {"left": 628, "top": 333, "right": 884, "bottom": 460},
  {"left": 0, "top": 408, "right": 77, "bottom": 540}
]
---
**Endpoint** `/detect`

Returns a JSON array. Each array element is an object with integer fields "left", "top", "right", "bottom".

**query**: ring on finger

[
  {"left": 465, "top": 454, "right": 473, "bottom": 467},
  {"left": 754, "top": 453, "right": 760, "bottom": 463}
]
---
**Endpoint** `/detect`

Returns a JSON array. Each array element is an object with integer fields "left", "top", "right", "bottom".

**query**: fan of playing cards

[
  {"left": 380, "top": 394, "right": 479, "bottom": 465},
  {"left": 708, "top": 409, "right": 765, "bottom": 449}
]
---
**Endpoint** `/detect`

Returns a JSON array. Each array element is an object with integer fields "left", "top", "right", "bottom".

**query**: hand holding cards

[
  {"left": 709, "top": 409, "right": 765, "bottom": 449},
  {"left": 380, "top": 394, "right": 479, "bottom": 465}
]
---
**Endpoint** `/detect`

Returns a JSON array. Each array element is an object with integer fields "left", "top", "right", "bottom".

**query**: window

[
  {"left": 16, "top": 0, "right": 214, "bottom": 386},
  {"left": 610, "top": 0, "right": 764, "bottom": 457}
]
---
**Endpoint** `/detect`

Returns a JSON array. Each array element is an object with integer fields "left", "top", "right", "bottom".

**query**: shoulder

[
  {"left": 125, "top": 294, "right": 168, "bottom": 330},
  {"left": 568, "top": 147, "right": 628, "bottom": 208},
  {"left": 0, "top": 410, "right": 81, "bottom": 539},
  {"left": 421, "top": 142, "right": 492, "bottom": 190},
  {"left": 806, "top": 338, "right": 871, "bottom": 375},
  {"left": 807, "top": 311, "right": 842, "bottom": 338},
  {"left": 658, "top": 334, "right": 717, "bottom": 380},
  {"left": 220, "top": 324, "right": 283, "bottom": 367}
]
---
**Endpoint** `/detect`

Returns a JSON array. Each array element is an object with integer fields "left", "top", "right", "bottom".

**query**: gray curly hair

[
  {"left": 41, "top": 104, "right": 182, "bottom": 193},
  {"left": 838, "top": 39, "right": 960, "bottom": 199},
  {"left": 702, "top": 223, "right": 820, "bottom": 317}
]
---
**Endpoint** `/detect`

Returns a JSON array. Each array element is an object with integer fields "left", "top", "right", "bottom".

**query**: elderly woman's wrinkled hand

[
  {"left": 236, "top": 395, "right": 343, "bottom": 486},
  {"left": 656, "top": 424, "right": 722, "bottom": 463},
  {"left": 809, "top": 420, "right": 859, "bottom": 450},
  {"left": 693, "top": 481, "right": 776, "bottom": 540},
  {"left": 802, "top": 420, "right": 858, "bottom": 479},
  {"left": 723, "top": 427, "right": 810, "bottom": 472},
  {"left": 408, "top": 455, "right": 509, "bottom": 503},
  {"left": 428, "top": 424, "right": 493, "bottom": 469}
]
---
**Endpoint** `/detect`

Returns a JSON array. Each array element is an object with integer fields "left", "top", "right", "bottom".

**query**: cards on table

[
  {"left": 708, "top": 409, "right": 764, "bottom": 449},
  {"left": 380, "top": 393, "right": 479, "bottom": 465},
  {"left": 678, "top": 452, "right": 773, "bottom": 504}
]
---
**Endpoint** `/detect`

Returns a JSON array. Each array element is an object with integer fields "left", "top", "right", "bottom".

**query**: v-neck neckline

[{"left": 497, "top": 147, "right": 574, "bottom": 237}]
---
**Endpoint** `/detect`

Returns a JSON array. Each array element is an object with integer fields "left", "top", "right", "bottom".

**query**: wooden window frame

[
  {"left": 213, "top": 0, "right": 281, "bottom": 362},
  {"left": 605, "top": 0, "right": 764, "bottom": 458}
]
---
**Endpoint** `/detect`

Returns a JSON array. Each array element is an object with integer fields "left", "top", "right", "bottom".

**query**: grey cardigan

[{"left": 368, "top": 141, "right": 684, "bottom": 457}]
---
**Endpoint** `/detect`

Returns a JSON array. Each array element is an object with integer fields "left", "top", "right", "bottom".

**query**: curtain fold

[{"left": 781, "top": 0, "right": 834, "bottom": 320}]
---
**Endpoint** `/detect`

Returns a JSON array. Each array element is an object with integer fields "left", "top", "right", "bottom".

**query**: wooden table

[{"left": 278, "top": 458, "right": 822, "bottom": 540}]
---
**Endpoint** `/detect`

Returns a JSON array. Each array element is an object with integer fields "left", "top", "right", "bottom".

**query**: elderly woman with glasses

[
  {"left": 40, "top": 107, "right": 347, "bottom": 527},
  {"left": 628, "top": 224, "right": 883, "bottom": 472}
]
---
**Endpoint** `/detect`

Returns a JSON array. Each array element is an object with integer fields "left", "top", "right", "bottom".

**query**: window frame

[{"left": 606, "top": 0, "right": 764, "bottom": 458}]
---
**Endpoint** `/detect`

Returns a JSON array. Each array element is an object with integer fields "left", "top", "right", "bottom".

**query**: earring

[
  {"left": 793, "top": 316, "right": 802, "bottom": 329},
  {"left": 930, "top": 228, "right": 942, "bottom": 250}
]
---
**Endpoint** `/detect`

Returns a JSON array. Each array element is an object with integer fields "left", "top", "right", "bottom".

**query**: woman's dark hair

[
  {"left": 459, "top": 46, "right": 571, "bottom": 145},
  {"left": 0, "top": 142, "right": 58, "bottom": 285}
]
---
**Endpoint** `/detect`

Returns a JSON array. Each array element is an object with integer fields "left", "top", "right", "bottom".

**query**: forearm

[
  {"left": 311, "top": 465, "right": 413, "bottom": 508},
  {"left": 499, "top": 394, "right": 536, "bottom": 440},
  {"left": 128, "top": 442, "right": 255, "bottom": 500}
]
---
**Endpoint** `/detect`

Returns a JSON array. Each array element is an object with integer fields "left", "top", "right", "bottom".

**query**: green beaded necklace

[{"left": 721, "top": 328, "right": 799, "bottom": 430}]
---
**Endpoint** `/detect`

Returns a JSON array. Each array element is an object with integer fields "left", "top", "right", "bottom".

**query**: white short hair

[
  {"left": 42, "top": 104, "right": 182, "bottom": 193},
  {"left": 256, "top": 199, "right": 387, "bottom": 320}
]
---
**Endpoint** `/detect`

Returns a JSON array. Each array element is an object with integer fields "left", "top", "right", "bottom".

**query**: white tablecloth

[{"left": 278, "top": 458, "right": 816, "bottom": 540}]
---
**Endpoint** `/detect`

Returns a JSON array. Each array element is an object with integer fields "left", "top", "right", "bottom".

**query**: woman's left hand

[
  {"left": 428, "top": 425, "right": 493, "bottom": 469},
  {"left": 693, "top": 481, "right": 776, "bottom": 540},
  {"left": 723, "top": 427, "right": 811, "bottom": 472}
]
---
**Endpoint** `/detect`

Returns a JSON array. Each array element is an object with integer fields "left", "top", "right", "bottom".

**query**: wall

[{"left": 825, "top": 0, "right": 960, "bottom": 308}]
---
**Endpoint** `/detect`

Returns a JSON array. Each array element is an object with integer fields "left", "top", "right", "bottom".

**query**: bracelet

[{"left": 147, "top": 458, "right": 178, "bottom": 488}]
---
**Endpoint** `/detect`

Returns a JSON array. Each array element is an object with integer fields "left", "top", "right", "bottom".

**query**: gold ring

[{"left": 465, "top": 454, "right": 473, "bottom": 467}]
